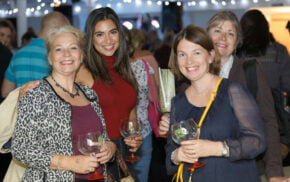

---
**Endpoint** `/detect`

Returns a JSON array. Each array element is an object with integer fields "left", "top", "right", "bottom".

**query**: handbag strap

[
  {"left": 243, "top": 59, "right": 258, "bottom": 99},
  {"left": 142, "top": 59, "right": 157, "bottom": 105}
]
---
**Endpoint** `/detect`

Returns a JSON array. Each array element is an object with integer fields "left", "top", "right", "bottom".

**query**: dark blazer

[{"left": 229, "top": 56, "right": 283, "bottom": 179}]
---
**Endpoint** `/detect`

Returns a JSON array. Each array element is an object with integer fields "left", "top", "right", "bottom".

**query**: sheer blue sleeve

[{"left": 227, "top": 82, "right": 266, "bottom": 161}]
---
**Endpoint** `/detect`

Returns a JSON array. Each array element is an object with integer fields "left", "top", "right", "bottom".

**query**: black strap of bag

[
  {"left": 243, "top": 59, "right": 258, "bottom": 99},
  {"left": 243, "top": 59, "right": 290, "bottom": 148}
]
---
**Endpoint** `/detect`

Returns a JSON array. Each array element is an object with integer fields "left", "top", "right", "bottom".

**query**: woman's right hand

[
  {"left": 69, "top": 155, "right": 99, "bottom": 174},
  {"left": 124, "top": 134, "right": 143, "bottom": 152},
  {"left": 171, "top": 147, "right": 198, "bottom": 165},
  {"left": 158, "top": 113, "right": 170, "bottom": 136},
  {"left": 51, "top": 154, "right": 99, "bottom": 174}
]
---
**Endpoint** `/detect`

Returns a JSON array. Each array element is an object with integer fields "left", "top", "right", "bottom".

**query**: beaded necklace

[{"left": 51, "top": 75, "right": 80, "bottom": 98}]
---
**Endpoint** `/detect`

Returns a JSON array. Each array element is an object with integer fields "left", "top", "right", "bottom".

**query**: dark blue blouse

[{"left": 166, "top": 79, "right": 266, "bottom": 182}]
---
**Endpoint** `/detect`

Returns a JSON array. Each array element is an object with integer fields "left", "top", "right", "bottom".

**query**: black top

[{"left": 0, "top": 43, "right": 12, "bottom": 102}]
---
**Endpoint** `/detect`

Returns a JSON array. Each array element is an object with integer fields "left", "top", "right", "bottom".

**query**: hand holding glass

[
  {"left": 120, "top": 119, "right": 142, "bottom": 162},
  {"left": 171, "top": 118, "right": 206, "bottom": 172},
  {"left": 78, "top": 132, "right": 105, "bottom": 180}
]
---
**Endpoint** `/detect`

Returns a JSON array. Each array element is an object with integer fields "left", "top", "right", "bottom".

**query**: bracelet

[
  {"left": 57, "top": 154, "right": 63, "bottom": 170},
  {"left": 221, "top": 141, "right": 229, "bottom": 157},
  {"left": 171, "top": 149, "right": 179, "bottom": 165}
]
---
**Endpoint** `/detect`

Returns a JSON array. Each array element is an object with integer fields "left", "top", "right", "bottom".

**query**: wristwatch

[{"left": 221, "top": 141, "right": 229, "bottom": 157}]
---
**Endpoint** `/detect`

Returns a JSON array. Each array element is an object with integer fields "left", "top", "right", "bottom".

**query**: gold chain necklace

[{"left": 51, "top": 75, "right": 80, "bottom": 98}]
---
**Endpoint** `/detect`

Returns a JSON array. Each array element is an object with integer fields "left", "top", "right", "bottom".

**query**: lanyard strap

[{"left": 198, "top": 77, "right": 223, "bottom": 128}]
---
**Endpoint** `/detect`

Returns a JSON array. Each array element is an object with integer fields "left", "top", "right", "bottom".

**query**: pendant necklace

[{"left": 51, "top": 75, "right": 80, "bottom": 98}]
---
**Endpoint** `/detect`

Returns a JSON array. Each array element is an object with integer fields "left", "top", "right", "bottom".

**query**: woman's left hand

[
  {"left": 180, "top": 139, "right": 223, "bottom": 158},
  {"left": 124, "top": 135, "right": 143, "bottom": 152},
  {"left": 95, "top": 141, "right": 116, "bottom": 164},
  {"left": 19, "top": 80, "right": 40, "bottom": 99}
]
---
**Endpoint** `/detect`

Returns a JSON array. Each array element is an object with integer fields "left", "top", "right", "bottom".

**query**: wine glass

[
  {"left": 78, "top": 131, "right": 106, "bottom": 180},
  {"left": 120, "top": 119, "right": 142, "bottom": 162},
  {"left": 171, "top": 118, "right": 206, "bottom": 175}
]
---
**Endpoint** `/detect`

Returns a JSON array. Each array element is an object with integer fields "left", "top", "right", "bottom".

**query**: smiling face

[
  {"left": 93, "top": 19, "right": 120, "bottom": 56},
  {"left": 0, "top": 27, "right": 12, "bottom": 47},
  {"left": 48, "top": 32, "right": 82, "bottom": 76},
  {"left": 177, "top": 38, "right": 214, "bottom": 82},
  {"left": 208, "top": 20, "right": 237, "bottom": 61}
]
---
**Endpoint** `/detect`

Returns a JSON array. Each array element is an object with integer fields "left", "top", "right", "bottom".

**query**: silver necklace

[{"left": 51, "top": 75, "right": 80, "bottom": 98}]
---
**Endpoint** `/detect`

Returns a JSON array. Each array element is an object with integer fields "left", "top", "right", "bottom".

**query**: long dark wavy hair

[
  {"left": 84, "top": 7, "right": 137, "bottom": 89},
  {"left": 169, "top": 25, "right": 221, "bottom": 81},
  {"left": 237, "top": 9, "right": 270, "bottom": 57}
]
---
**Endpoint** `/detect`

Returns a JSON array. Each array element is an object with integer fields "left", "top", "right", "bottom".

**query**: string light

[
  {"left": 199, "top": 0, "right": 208, "bottom": 7},
  {"left": 123, "top": 21, "right": 133, "bottom": 29},
  {"left": 0, "top": 0, "right": 286, "bottom": 18},
  {"left": 157, "top": 0, "right": 162, "bottom": 5}
]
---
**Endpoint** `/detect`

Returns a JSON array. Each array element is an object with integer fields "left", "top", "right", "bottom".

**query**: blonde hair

[
  {"left": 130, "top": 28, "right": 145, "bottom": 50},
  {"left": 207, "top": 10, "right": 242, "bottom": 49},
  {"left": 46, "top": 25, "right": 84, "bottom": 55}
]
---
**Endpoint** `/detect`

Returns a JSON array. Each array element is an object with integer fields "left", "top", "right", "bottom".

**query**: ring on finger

[
  {"left": 89, "top": 168, "right": 94, "bottom": 172},
  {"left": 192, "top": 151, "right": 196, "bottom": 155}
]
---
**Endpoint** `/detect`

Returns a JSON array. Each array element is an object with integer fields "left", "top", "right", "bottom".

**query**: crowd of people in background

[{"left": 0, "top": 6, "right": 290, "bottom": 182}]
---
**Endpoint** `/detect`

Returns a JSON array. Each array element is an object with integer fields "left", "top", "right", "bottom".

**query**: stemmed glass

[
  {"left": 78, "top": 131, "right": 106, "bottom": 180},
  {"left": 171, "top": 118, "right": 206, "bottom": 179},
  {"left": 120, "top": 119, "right": 142, "bottom": 162}
]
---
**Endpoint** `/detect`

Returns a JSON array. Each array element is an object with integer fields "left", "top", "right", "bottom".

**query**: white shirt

[{"left": 219, "top": 55, "right": 234, "bottom": 79}]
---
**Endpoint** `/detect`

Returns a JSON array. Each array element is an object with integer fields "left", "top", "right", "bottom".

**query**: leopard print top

[{"left": 12, "top": 79, "right": 108, "bottom": 182}]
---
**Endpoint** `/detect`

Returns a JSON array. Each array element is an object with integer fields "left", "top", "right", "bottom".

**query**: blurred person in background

[
  {"left": 1, "top": 11, "right": 70, "bottom": 98},
  {"left": 130, "top": 28, "right": 160, "bottom": 88},
  {"left": 123, "top": 26, "right": 157, "bottom": 182},
  {"left": 0, "top": 33, "right": 13, "bottom": 182},
  {"left": 20, "top": 27, "right": 37, "bottom": 48},
  {"left": 154, "top": 29, "right": 174, "bottom": 69},
  {"left": 237, "top": 10, "right": 290, "bottom": 181},
  {"left": 0, "top": 19, "right": 13, "bottom": 49},
  {"left": 237, "top": 10, "right": 290, "bottom": 93}
]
